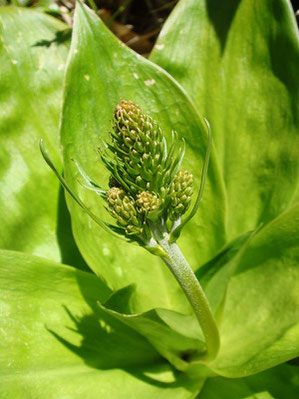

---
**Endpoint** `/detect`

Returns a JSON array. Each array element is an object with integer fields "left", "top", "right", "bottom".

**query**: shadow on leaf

[
  {"left": 47, "top": 305, "right": 196, "bottom": 390},
  {"left": 206, "top": 0, "right": 242, "bottom": 53},
  {"left": 32, "top": 29, "right": 71, "bottom": 47},
  {"left": 56, "top": 185, "right": 90, "bottom": 272}
]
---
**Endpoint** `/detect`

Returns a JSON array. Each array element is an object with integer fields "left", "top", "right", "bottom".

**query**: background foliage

[{"left": 0, "top": 1, "right": 298, "bottom": 398}]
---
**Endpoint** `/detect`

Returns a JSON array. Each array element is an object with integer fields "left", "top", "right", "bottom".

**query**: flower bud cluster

[
  {"left": 169, "top": 170, "right": 193, "bottom": 221},
  {"left": 103, "top": 100, "right": 193, "bottom": 236}
]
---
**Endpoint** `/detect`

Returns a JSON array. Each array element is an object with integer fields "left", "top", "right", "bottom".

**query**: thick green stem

[{"left": 152, "top": 223, "right": 220, "bottom": 362}]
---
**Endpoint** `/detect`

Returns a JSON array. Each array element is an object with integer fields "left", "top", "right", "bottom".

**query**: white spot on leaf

[
  {"left": 144, "top": 79, "right": 156, "bottom": 86},
  {"left": 133, "top": 72, "right": 139, "bottom": 79},
  {"left": 84, "top": 75, "right": 90, "bottom": 81},
  {"left": 11, "top": 60, "right": 18, "bottom": 65},
  {"left": 102, "top": 246, "right": 111, "bottom": 257},
  {"left": 155, "top": 44, "right": 164, "bottom": 50}
]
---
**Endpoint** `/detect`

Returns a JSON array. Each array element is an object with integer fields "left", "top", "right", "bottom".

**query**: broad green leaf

[
  {"left": 0, "top": 6, "right": 87, "bottom": 269},
  {"left": 196, "top": 229, "right": 257, "bottom": 318},
  {"left": 100, "top": 284, "right": 205, "bottom": 372},
  {"left": 0, "top": 249, "right": 203, "bottom": 398},
  {"left": 208, "top": 203, "right": 299, "bottom": 377},
  {"left": 60, "top": 2, "right": 227, "bottom": 312},
  {"left": 199, "top": 363, "right": 299, "bottom": 399},
  {"left": 151, "top": 0, "right": 299, "bottom": 240}
]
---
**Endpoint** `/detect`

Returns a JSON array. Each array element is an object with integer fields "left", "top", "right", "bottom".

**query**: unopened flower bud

[
  {"left": 169, "top": 170, "right": 193, "bottom": 220},
  {"left": 110, "top": 99, "right": 167, "bottom": 193},
  {"left": 106, "top": 187, "right": 143, "bottom": 235},
  {"left": 136, "top": 191, "right": 161, "bottom": 221}
]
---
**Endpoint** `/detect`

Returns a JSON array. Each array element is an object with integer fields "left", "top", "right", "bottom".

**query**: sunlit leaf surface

[
  {"left": 209, "top": 204, "right": 299, "bottom": 376},
  {"left": 151, "top": 0, "right": 299, "bottom": 240},
  {"left": 0, "top": 1, "right": 298, "bottom": 396},
  {"left": 199, "top": 363, "right": 299, "bottom": 399},
  {"left": 0, "top": 6, "right": 87, "bottom": 269},
  {"left": 0, "top": 249, "right": 202, "bottom": 399}
]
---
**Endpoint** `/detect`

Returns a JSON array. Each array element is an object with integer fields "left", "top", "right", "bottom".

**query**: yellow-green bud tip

[
  {"left": 169, "top": 170, "right": 193, "bottom": 220},
  {"left": 136, "top": 191, "right": 160, "bottom": 213},
  {"left": 106, "top": 187, "right": 143, "bottom": 235}
]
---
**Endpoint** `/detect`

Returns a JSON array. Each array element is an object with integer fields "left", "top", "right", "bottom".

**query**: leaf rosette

[{"left": 1, "top": 1, "right": 299, "bottom": 398}]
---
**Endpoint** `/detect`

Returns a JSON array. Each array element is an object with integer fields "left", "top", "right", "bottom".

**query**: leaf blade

[
  {"left": 99, "top": 284, "right": 206, "bottom": 372},
  {"left": 0, "top": 6, "right": 86, "bottom": 269},
  {"left": 199, "top": 363, "right": 299, "bottom": 399},
  {"left": 60, "top": 2, "right": 227, "bottom": 312},
  {"left": 151, "top": 0, "right": 299, "bottom": 240},
  {"left": 209, "top": 203, "right": 299, "bottom": 377},
  {"left": 0, "top": 249, "right": 202, "bottom": 398}
]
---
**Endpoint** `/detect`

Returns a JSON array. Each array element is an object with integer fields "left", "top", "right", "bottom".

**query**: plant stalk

[{"left": 152, "top": 223, "right": 220, "bottom": 362}]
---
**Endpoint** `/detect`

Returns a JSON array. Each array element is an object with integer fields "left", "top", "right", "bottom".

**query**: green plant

[{"left": 0, "top": 1, "right": 298, "bottom": 398}]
